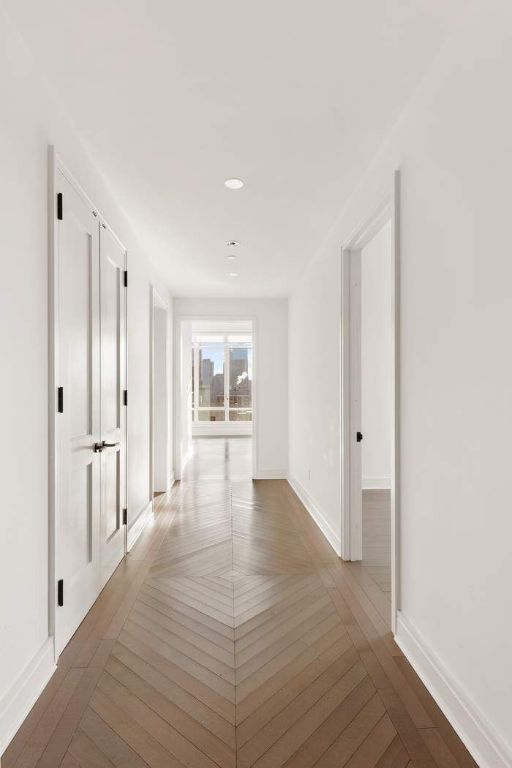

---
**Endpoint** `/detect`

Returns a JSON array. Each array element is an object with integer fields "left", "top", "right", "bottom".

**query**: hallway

[{"left": 3, "top": 477, "right": 475, "bottom": 768}]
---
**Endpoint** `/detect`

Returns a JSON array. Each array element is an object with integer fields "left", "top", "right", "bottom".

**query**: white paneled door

[
  {"left": 55, "top": 168, "right": 127, "bottom": 655},
  {"left": 99, "top": 225, "right": 127, "bottom": 586}
]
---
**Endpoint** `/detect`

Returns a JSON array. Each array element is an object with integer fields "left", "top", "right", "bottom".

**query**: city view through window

[{"left": 192, "top": 334, "right": 252, "bottom": 422}]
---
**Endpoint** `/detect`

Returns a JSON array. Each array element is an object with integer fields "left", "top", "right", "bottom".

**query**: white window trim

[{"left": 192, "top": 334, "right": 253, "bottom": 424}]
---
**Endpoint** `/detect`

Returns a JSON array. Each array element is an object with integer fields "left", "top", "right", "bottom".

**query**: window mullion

[{"left": 224, "top": 342, "right": 229, "bottom": 421}]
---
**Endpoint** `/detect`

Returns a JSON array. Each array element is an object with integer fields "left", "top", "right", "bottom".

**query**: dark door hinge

[
  {"left": 57, "top": 579, "right": 64, "bottom": 606},
  {"left": 123, "top": 270, "right": 128, "bottom": 288},
  {"left": 356, "top": 431, "right": 363, "bottom": 443},
  {"left": 57, "top": 387, "right": 64, "bottom": 413},
  {"left": 57, "top": 192, "right": 63, "bottom": 220},
  {"left": 123, "top": 389, "right": 128, "bottom": 406},
  {"left": 122, "top": 508, "right": 127, "bottom": 525}
]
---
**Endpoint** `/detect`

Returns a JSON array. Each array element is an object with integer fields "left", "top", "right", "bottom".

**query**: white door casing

[
  {"left": 340, "top": 170, "right": 401, "bottom": 634},
  {"left": 349, "top": 253, "right": 363, "bottom": 560}
]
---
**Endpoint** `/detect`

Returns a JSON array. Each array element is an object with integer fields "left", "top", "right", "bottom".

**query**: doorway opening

[
  {"left": 341, "top": 171, "right": 400, "bottom": 632},
  {"left": 175, "top": 318, "right": 255, "bottom": 481}
]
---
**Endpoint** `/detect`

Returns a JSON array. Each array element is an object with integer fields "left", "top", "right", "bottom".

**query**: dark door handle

[
  {"left": 356, "top": 431, "right": 363, "bottom": 442},
  {"left": 93, "top": 441, "right": 120, "bottom": 452}
]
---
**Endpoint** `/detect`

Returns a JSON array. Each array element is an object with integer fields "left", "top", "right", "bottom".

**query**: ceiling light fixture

[
  {"left": 226, "top": 272, "right": 238, "bottom": 277},
  {"left": 227, "top": 254, "right": 237, "bottom": 260},
  {"left": 224, "top": 178, "right": 244, "bottom": 190},
  {"left": 226, "top": 240, "right": 240, "bottom": 248}
]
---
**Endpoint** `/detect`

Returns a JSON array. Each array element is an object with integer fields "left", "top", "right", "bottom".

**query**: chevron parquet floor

[{"left": 2, "top": 479, "right": 478, "bottom": 768}]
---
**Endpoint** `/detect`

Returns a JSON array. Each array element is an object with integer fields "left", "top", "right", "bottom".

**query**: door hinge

[
  {"left": 123, "top": 270, "right": 128, "bottom": 288},
  {"left": 57, "top": 386, "right": 64, "bottom": 413},
  {"left": 123, "top": 389, "right": 128, "bottom": 406},
  {"left": 356, "top": 431, "right": 363, "bottom": 442},
  {"left": 57, "top": 579, "right": 64, "bottom": 607},
  {"left": 57, "top": 192, "right": 63, "bottom": 220},
  {"left": 122, "top": 508, "right": 127, "bottom": 525}
]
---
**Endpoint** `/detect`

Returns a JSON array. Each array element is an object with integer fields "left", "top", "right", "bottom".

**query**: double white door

[{"left": 55, "top": 169, "right": 126, "bottom": 655}]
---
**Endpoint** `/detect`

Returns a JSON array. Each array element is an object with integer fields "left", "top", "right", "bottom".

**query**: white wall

[
  {"left": 361, "top": 221, "right": 392, "bottom": 488},
  {"left": 289, "top": 1, "right": 512, "bottom": 764},
  {"left": 174, "top": 298, "right": 288, "bottom": 478},
  {"left": 0, "top": 4, "right": 167, "bottom": 752}
]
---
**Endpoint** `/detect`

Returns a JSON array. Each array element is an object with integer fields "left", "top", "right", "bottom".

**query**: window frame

[{"left": 192, "top": 333, "right": 252, "bottom": 423}]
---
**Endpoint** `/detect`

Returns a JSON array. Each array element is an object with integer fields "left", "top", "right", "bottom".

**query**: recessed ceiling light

[
  {"left": 226, "top": 240, "right": 240, "bottom": 247},
  {"left": 226, "top": 272, "right": 238, "bottom": 277},
  {"left": 227, "top": 254, "right": 237, "bottom": 260},
  {"left": 224, "top": 178, "right": 244, "bottom": 190}
]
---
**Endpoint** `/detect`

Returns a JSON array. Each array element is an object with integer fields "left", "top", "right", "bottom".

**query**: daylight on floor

[{"left": 1, "top": 1, "right": 511, "bottom": 767}]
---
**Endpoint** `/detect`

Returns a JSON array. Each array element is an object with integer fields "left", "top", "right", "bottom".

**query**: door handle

[
  {"left": 93, "top": 441, "right": 120, "bottom": 453},
  {"left": 356, "top": 431, "right": 363, "bottom": 442}
]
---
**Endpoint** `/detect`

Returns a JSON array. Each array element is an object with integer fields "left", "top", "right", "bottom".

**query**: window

[{"left": 192, "top": 333, "right": 252, "bottom": 422}]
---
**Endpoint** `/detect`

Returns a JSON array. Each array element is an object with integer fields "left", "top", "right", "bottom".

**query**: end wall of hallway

[{"left": 173, "top": 297, "right": 288, "bottom": 480}]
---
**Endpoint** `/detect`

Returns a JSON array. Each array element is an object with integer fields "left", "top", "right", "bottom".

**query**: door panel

[
  {"left": 99, "top": 225, "right": 126, "bottom": 585},
  {"left": 56, "top": 171, "right": 101, "bottom": 655}
]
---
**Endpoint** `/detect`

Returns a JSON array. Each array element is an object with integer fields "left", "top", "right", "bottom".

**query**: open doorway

[
  {"left": 341, "top": 171, "right": 400, "bottom": 632},
  {"left": 176, "top": 319, "right": 255, "bottom": 481}
]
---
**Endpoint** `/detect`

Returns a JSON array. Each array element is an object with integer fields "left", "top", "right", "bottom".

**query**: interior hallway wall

[
  {"left": 0, "top": 4, "right": 169, "bottom": 752},
  {"left": 174, "top": 298, "right": 288, "bottom": 478},
  {"left": 289, "top": 1, "right": 512, "bottom": 764},
  {"left": 361, "top": 220, "right": 392, "bottom": 489}
]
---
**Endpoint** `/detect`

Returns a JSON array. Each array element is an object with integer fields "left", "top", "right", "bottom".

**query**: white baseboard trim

[
  {"left": 253, "top": 469, "right": 287, "bottom": 480},
  {"left": 395, "top": 613, "right": 512, "bottom": 768},
  {"left": 177, "top": 444, "right": 193, "bottom": 480},
  {"left": 362, "top": 477, "right": 391, "bottom": 489},
  {"left": 154, "top": 475, "right": 175, "bottom": 495},
  {"left": 127, "top": 499, "right": 154, "bottom": 552},
  {"left": 287, "top": 476, "right": 341, "bottom": 556},
  {"left": 0, "top": 638, "right": 56, "bottom": 756}
]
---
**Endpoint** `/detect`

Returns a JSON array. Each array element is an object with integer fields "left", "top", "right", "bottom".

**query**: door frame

[
  {"left": 173, "top": 314, "right": 258, "bottom": 480},
  {"left": 48, "top": 146, "right": 128, "bottom": 658},
  {"left": 340, "top": 169, "right": 401, "bottom": 633},
  {"left": 149, "top": 285, "right": 171, "bottom": 498}
]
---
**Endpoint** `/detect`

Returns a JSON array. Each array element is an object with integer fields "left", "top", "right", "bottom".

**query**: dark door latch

[
  {"left": 356, "top": 431, "right": 363, "bottom": 442},
  {"left": 93, "top": 441, "right": 120, "bottom": 453}
]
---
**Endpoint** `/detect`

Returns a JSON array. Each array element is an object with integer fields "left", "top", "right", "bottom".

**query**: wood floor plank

[
  {"left": 79, "top": 707, "right": 151, "bottom": 767},
  {"left": 104, "top": 657, "right": 236, "bottom": 768},
  {"left": 110, "top": 642, "right": 236, "bottom": 749}
]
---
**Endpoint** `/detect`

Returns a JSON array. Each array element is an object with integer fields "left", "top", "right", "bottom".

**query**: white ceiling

[{"left": 5, "top": 0, "right": 466, "bottom": 297}]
